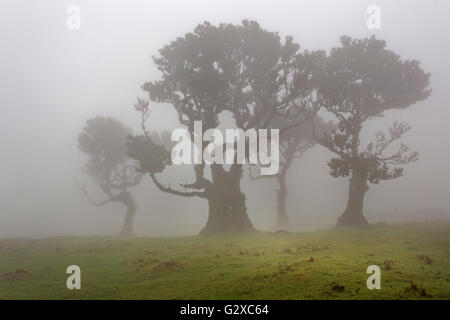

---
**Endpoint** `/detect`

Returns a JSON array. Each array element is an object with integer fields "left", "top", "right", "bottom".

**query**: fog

[{"left": 1, "top": 0, "right": 449, "bottom": 238}]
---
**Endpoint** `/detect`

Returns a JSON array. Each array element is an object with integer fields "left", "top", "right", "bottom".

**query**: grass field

[{"left": 0, "top": 222, "right": 449, "bottom": 299}]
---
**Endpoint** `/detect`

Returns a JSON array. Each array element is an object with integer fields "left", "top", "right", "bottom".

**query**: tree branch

[
  {"left": 77, "top": 181, "right": 114, "bottom": 207},
  {"left": 149, "top": 173, "right": 207, "bottom": 198}
]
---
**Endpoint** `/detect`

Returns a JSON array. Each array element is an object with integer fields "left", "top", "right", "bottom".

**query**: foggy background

[{"left": 1, "top": 0, "right": 449, "bottom": 238}]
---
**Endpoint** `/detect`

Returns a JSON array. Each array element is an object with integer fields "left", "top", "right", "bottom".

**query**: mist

[{"left": 1, "top": 0, "right": 449, "bottom": 238}]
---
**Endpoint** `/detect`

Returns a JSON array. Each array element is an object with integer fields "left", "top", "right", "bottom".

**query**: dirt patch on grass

[
  {"left": 127, "top": 257, "right": 161, "bottom": 270},
  {"left": 402, "top": 282, "right": 432, "bottom": 298},
  {"left": 384, "top": 260, "right": 394, "bottom": 270},
  {"left": 275, "top": 262, "right": 293, "bottom": 276},
  {"left": 153, "top": 260, "right": 184, "bottom": 272},
  {"left": 1, "top": 269, "right": 28, "bottom": 281},
  {"left": 331, "top": 283, "right": 345, "bottom": 292},
  {"left": 417, "top": 254, "right": 433, "bottom": 264}
]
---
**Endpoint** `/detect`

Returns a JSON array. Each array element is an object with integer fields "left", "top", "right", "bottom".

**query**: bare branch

[
  {"left": 135, "top": 98, "right": 150, "bottom": 137},
  {"left": 149, "top": 173, "right": 207, "bottom": 198},
  {"left": 77, "top": 181, "right": 114, "bottom": 207}
]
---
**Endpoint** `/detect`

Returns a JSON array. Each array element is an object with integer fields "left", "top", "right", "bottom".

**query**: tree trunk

[
  {"left": 199, "top": 165, "right": 255, "bottom": 235},
  {"left": 275, "top": 175, "right": 289, "bottom": 229},
  {"left": 336, "top": 120, "right": 370, "bottom": 227},
  {"left": 117, "top": 191, "right": 137, "bottom": 236},
  {"left": 336, "top": 170, "right": 370, "bottom": 227}
]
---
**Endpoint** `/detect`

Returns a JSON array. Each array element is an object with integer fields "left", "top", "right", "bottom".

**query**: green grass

[{"left": 0, "top": 222, "right": 449, "bottom": 299}]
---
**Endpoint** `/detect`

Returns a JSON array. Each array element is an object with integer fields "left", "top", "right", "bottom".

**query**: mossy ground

[{"left": 1, "top": 222, "right": 449, "bottom": 299}]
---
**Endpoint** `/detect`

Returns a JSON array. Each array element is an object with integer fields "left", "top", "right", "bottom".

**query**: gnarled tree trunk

[
  {"left": 116, "top": 191, "right": 137, "bottom": 236},
  {"left": 199, "top": 164, "right": 255, "bottom": 235},
  {"left": 275, "top": 175, "right": 289, "bottom": 229},
  {"left": 336, "top": 170, "right": 369, "bottom": 227}
]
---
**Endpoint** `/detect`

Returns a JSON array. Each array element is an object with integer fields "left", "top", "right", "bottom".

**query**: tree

[
  {"left": 126, "top": 98, "right": 172, "bottom": 175},
  {"left": 250, "top": 113, "right": 333, "bottom": 228},
  {"left": 132, "top": 20, "right": 324, "bottom": 235},
  {"left": 317, "top": 36, "right": 431, "bottom": 227},
  {"left": 77, "top": 116, "right": 144, "bottom": 236}
]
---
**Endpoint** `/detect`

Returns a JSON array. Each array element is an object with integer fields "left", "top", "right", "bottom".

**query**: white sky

[{"left": 0, "top": 0, "right": 449, "bottom": 237}]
